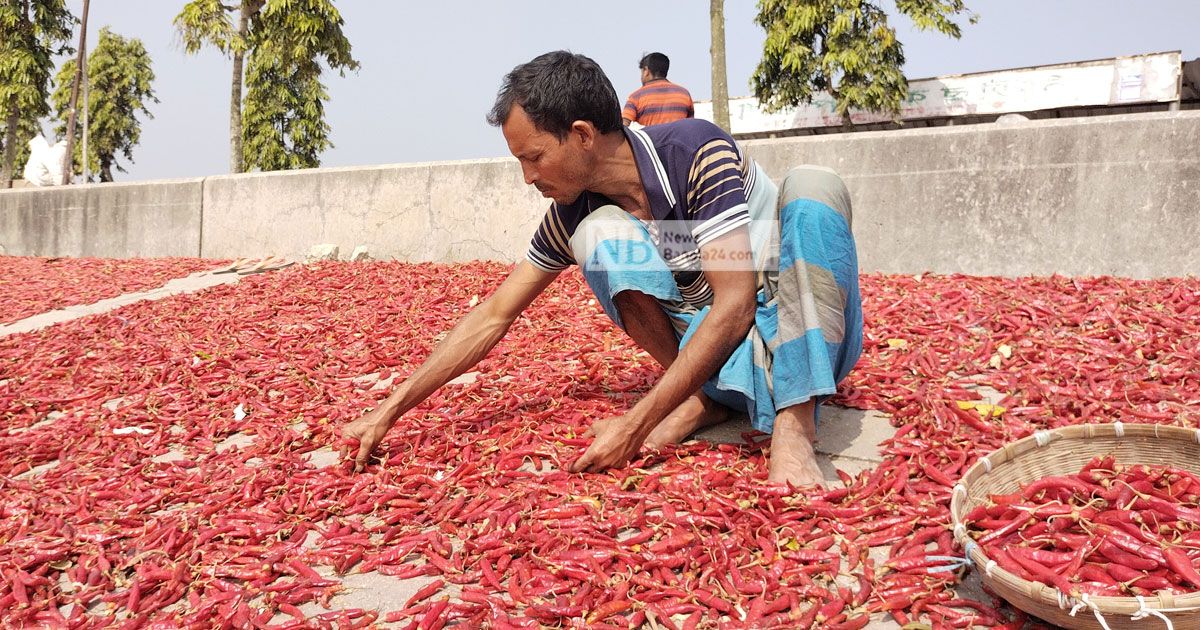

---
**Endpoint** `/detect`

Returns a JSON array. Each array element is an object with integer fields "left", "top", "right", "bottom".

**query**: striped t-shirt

[
  {"left": 526, "top": 118, "right": 759, "bottom": 308},
  {"left": 622, "top": 79, "right": 694, "bottom": 126}
]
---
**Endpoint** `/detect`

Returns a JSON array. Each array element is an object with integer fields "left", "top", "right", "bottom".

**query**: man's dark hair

[
  {"left": 486, "top": 51, "right": 623, "bottom": 140},
  {"left": 639, "top": 52, "right": 670, "bottom": 79}
]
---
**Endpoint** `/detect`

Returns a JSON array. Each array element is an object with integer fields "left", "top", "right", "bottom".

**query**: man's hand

[
  {"left": 339, "top": 406, "right": 394, "bottom": 472},
  {"left": 568, "top": 415, "right": 646, "bottom": 474}
]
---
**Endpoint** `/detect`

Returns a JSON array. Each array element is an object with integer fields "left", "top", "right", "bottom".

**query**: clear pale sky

[{"left": 53, "top": 1, "right": 1199, "bottom": 182}]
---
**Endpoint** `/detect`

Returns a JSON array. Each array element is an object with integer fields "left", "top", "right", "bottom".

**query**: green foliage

[
  {"left": 752, "top": 0, "right": 974, "bottom": 122},
  {"left": 0, "top": 0, "right": 74, "bottom": 116},
  {"left": 895, "top": 0, "right": 973, "bottom": 36},
  {"left": 241, "top": 0, "right": 357, "bottom": 171},
  {"left": 174, "top": 0, "right": 247, "bottom": 54},
  {"left": 175, "top": 0, "right": 356, "bottom": 173},
  {"left": 0, "top": 0, "right": 74, "bottom": 178},
  {"left": 51, "top": 27, "right": 157, "bottom": 181}
]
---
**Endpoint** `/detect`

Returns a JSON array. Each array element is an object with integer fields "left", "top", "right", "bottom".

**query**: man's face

[{"left": 502, "top": 105, "right": 591, "bottom": 205}]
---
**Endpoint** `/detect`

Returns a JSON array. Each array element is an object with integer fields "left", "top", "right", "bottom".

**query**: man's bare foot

[
  {"left": 767, "top": 403, "right": 826, "bottom": 488},
  {"left": 644, "top": 392, "right": 734, "bottom": 448}
]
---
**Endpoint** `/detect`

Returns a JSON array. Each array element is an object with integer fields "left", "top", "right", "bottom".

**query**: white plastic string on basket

[
  {"left": 1061, "top": 590, "right": 1079, "bottom": 614},
  {"left": 1063, "top": 592, "right": 1114, "bottom": 630},
  {"left": 1034, "top": 430, "right": 1052, "bottom": 447},
  {"left": 981, "top": 456, "right": 993, "bottom": 472},
  {"left": 1130, "top": 595, "right": 1175, "bottom": 629},
  {"left": 1059, "top": 588, "right": 1200, "bottom": 630},
  {"left": 924, "top": 540, "right": 979, "bottom": 574},
  {"left": 1112, "top": 421, "right": 1124, "bottom": 437},
  {"left": 948, "top": 524, "right": 999, "bottom": 577}
]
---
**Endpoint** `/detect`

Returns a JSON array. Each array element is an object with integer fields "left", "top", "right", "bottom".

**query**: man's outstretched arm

[
  {"left": 568, "top": 227, "right": 757, "bottom": 473},
  {"left": 341, "top": 261, "right": 559, "bottom": 470}
]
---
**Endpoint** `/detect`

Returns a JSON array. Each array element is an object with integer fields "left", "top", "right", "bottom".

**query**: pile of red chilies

[
  {"left": 965, "top": 456, "right": 1200, "bottom": 598},
  {"left": 0, "top": 259, "right": 1197, "bottom": 628},
  {"left": 0, "top": 256, "right": 221, "bottom": 325}
]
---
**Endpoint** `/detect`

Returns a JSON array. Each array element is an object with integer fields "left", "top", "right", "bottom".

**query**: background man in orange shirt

[{"left": 622, "top": 52, "right": 694, "bottom": 127}]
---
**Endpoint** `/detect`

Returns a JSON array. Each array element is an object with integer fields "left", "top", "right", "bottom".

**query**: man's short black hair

[
  {"left": 639, "top": 52, "right": 670, "bottom": 79},
  {"left": 486, "top": 51, "right": 623, "bottom": 140}
]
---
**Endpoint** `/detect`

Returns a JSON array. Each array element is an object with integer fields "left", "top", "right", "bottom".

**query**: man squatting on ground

[{"left": 341, "top": 51, "right": 863, "bottom": 488}]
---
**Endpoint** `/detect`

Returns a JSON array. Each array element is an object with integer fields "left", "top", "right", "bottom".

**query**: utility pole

[
  {"left": 60, "top": 0, "right": 91, "bottom": 185},
  {"left": 709, "top": 0, "right": 731, "bottom": 134},
  {"left": 82, "top": 47, "right": 89, "bottom": 183}
]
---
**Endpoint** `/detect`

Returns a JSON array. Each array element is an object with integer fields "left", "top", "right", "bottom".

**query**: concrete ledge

[
  {"left": 0, "top": 178, "right": 203, "bottom": 258},
  {"left": 2, "top": 112, "right": 1197, "bottom": 277},
  {"left": 745, "top": 111, "right": 1200, "bottom": 278},
  {"left": 200, "top": 159, "right": 545, "bottom": 261}
]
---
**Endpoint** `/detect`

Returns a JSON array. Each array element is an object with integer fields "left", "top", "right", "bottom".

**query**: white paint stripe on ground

[{"left": 0, "top": 267, "right": 243, "bottom": 337}]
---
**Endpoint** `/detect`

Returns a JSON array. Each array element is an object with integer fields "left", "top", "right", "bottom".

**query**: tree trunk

[
  {"left": 1, "top": 100, "right": 18, "bottom": 188},
  {"left": 60, "top": 0, "right": 91, "bottom": 185},
  {"left": 82, "top": 43, "right": 89, "bottom": 182},
  {"left": 229, "top": 48, "right": 244, "bottom": 173},
  {"left": 229, "top": 1, "right": 253, "bottom": 173},
  {"left": 709, "top": 0, "right": 731, "bottom": 134},
  {"left": 100, "top": 161, "right": 113, "bottom": 182},
  {"left": 830, "top": 86, "right": 854, "bottom": 130}
]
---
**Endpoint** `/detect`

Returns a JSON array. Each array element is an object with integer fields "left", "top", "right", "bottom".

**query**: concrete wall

[
  {"left": 743, "top": 111, "right": 1200, "bottom": 278},
  {"left": 1, "top": 111, "right": 1196, "bottom": 277},
  {"left": 201, "top": 159, "right": 544, "bottom": 261},
  {"left": 0, "top": 178, "right": 203, "bottom": 258}
]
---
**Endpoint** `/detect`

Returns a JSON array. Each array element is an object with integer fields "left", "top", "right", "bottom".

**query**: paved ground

[
  {"left": 0, "top": 266, "right": 246, "bottom": 337},
  {"left": 3, "top": 266, "right": 1005, "bottom": 628}
]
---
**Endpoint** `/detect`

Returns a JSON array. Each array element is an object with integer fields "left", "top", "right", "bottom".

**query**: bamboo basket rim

[{"left": 949, "top": 422, "right": 1200, "bottom": 623}]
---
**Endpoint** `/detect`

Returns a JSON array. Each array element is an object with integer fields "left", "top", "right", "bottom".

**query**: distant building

[{"left": 697, "top": 51, "right": 1194, "bottom": 139}]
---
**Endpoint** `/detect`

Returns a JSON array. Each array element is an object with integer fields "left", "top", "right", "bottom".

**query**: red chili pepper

[
  {"left": 976, "top": 513, "right": 1031, "bottom": 545},
  {"left": 1098, "top": 525, "right": 1167, "bottom": 565},
  {"left": 918, "top": 455, "right": 956, "bottom": 487},
  {"left": 1165, "top": 547, "right": 1200, "bottom": 589},
  {"left": 417, "top": 597, "right": 451, "bottom": 630},
  {"left": 403, "top": 579, "right": 445, "bottom": 610},
  {"left": 1097, "top": 539, "right": 1159, "bottom": 570},
  {"left": 824, "top": 613, "right": 868, "bottom": 630},
  {"left": 586, "top": 599, "right": 632, "bottom": 624}
]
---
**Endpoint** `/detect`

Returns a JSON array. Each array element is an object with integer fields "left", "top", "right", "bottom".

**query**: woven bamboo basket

[{"left": 949, "top": 423, "right": 1200, "bottom": 630}]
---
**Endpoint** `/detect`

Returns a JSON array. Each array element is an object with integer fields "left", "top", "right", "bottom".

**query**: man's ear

[{"left": 570, "top": 120, "right": 597, "bottom": 149}]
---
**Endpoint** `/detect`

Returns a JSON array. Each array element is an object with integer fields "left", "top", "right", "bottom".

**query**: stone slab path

[{"left": 0, "top": 266, "right": 248, "bottom": 337}]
